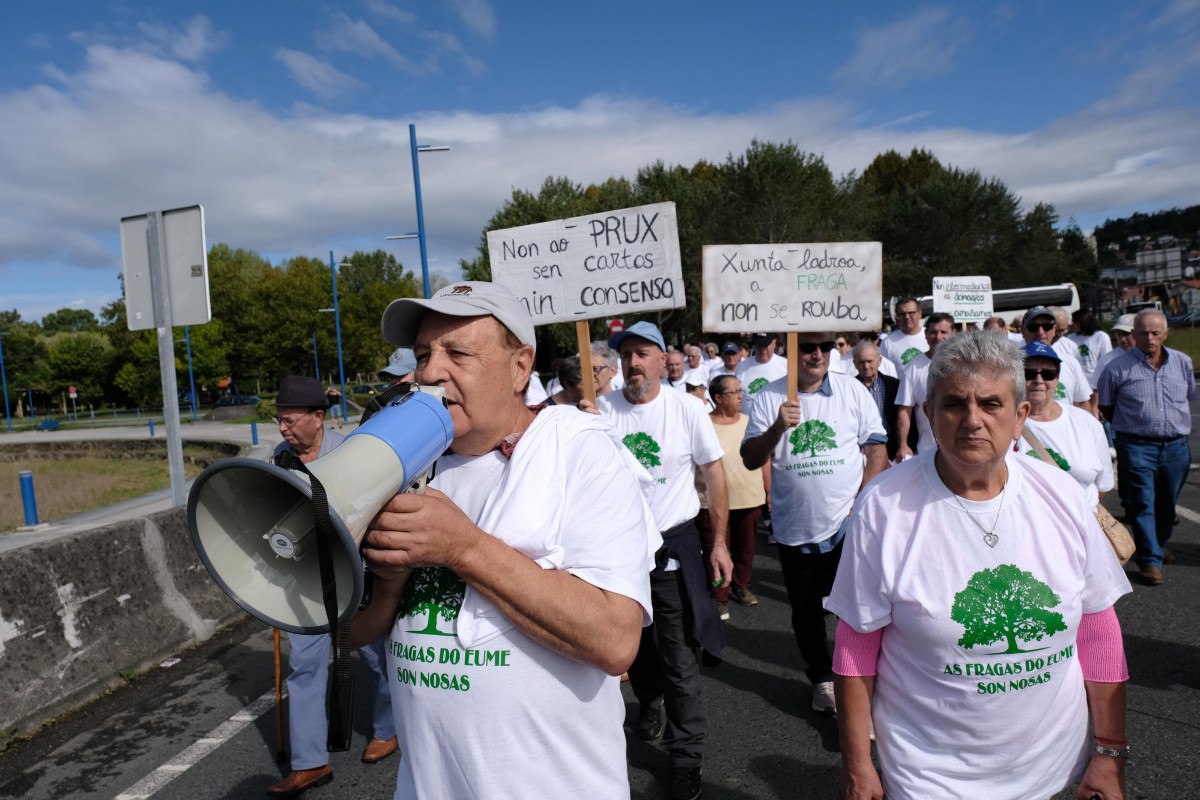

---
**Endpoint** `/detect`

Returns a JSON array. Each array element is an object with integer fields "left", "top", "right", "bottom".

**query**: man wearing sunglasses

[
  {"left": 740, "top": 331, "right": 887, "bottom": 716},
  {"left": 268, "top": 376, "right": 398, "bottom": 797},
  {"left": 1021, "top": 306, "right": 1095, "bottom": 417},
  {"left": 881, "top": 297, "right": 927, "bottom": 371},
  {"left": 735, "top": 332, "right": 787, "bottom": 402}
]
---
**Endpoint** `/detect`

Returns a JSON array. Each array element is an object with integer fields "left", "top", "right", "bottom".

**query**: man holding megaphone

[
  {"left": 351, "top": 282, "right": 659, "bottom": 799},
  {"left": 267, "top": 376, "right": 399, "bottom": 798}
]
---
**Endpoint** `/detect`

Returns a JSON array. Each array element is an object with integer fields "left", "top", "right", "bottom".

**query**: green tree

[
  {"left": 45, "top": 332, "right": 113, "bottom": 406},
  {"left": 401, "top": 567, "right": 465, "bottom": 636},
  {"left": 951, "top": 565, "right": 1067, "bottom": 654},
  {"left": 623, "top": 432, "right": 663, "bottom": 470},
  {"left": 1027, "top": 446, "right": 1070, "bottom": 471},
  {"left": 41, "top": 308, "right": 99, "bottom": 333},
  {"left": 789, "top": 420, "right": 837, "bottom": 458}
]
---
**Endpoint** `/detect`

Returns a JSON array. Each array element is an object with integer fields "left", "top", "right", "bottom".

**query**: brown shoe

[
  {"left": 362, "top": 736, "right": 399, "bottom": 764},
  {"left": 1138, "top": 565, "right": 1164, "bottom": 586},
  {"left": 267, "top": 765, "right": 332, "bottom": 797},
  {"left": 1163, "top": 548, "right": 1176, "bottom": 565}
]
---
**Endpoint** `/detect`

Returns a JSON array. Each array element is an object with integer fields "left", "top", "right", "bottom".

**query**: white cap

[{"left": 381, "top": 282, "right": 536, "bottom": 351}]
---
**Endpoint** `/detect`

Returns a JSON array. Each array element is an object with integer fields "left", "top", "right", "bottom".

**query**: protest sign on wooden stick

[{"left": 489, "top": 202, "right": 683, "bottom": 403}]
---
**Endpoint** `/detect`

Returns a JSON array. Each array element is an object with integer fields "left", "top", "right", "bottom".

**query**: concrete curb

[{"left": 0, "top": 507, "right": 244, "bottom": 735}]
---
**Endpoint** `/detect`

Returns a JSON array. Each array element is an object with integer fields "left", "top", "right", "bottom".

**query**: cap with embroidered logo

[{"left": 380, "top": 281, "right": 536, "bottom": 350}]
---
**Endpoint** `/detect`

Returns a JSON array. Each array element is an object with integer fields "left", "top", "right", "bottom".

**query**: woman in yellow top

[{"left": 697, "top": 374, "right": 770, "bottom": 620}]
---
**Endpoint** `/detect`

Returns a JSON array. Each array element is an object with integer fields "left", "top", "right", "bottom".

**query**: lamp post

[
  {"left": 387, "top": 123, "right": 449, "bottom": 299},
  {"left": 0, "top": 331, "right": 11, "bottom": 433},
  {"left": 323, "top": 251, "right": 348, "bottom": 422},
  {"left": 312, "top": 332, "right": 320, "bottom": 379}
]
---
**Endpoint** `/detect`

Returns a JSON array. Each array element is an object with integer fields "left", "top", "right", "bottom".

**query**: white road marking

[
  {"left": 1176, "top": 505, "right": 1200, "bottom": 525},
  {"left": 113, "top": 688, "right": 280, "bottom": 800}
]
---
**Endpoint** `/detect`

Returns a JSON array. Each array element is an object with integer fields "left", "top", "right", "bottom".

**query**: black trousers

[
  {"left": 775, "top": 539, "right": 842, "bottom": 685},
  {"left": 627, "top": 569, "right": 705, "bottom": 768}
]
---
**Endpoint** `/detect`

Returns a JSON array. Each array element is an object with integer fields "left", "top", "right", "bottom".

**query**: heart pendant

[{"left": 983, "top": 532, "right": 999, "bottom": 548}]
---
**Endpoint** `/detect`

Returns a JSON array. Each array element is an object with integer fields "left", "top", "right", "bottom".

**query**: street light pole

[
  {"left": 313, "top": 332, "right": 320, "bottom": 379},
  {"left": 388, "top": 124, "right": 449, "bottom": 300},
  {"left": 185, "top": 326, "right": 198, "bottom": 423},
  {"left": 327, "top": 251, "right": 348, "bottom": 422},
  {"left": 0, "top": 331, "right": 11, "bottom": 433}
]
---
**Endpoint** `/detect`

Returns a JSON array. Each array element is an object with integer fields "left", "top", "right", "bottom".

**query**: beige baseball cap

[{"left": 381, "top": 281, "right": 536, "bottom": 350}]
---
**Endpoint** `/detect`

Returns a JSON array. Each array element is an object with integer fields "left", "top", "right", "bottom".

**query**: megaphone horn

[{"left": 187, "top": 386, "right": 455, "bottom": 633}]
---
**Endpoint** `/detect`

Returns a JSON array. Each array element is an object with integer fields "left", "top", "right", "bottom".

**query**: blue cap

[
  {"left": 608, "top": 320, "right": 666, "bottom": 352},
  {"left": 380, "top": 347, "right": 417, "bottom": 377},
  {"left": 720, "top": 340, "right": 741, "bottom": 355},
  {"left": 1022, "top": 341, "right": 1061, "bottom": 362}
]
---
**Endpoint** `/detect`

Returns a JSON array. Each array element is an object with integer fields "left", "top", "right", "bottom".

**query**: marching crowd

[{"left": 265, "top": 283, "right": 1191, "bottom": 800}]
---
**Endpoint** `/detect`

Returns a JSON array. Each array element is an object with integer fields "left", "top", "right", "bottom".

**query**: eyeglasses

[
  {"left": 274, "top": 411, "right": 315, "bottom": 428},
  {"left": 1025, "top": 322, "right": 1056, "bottom": 332},
  {"left": 712, "top": 390, "right": 741, "bottom": 396},
  {"left": 797, "top": 341, "right": 836, "bottom": 354},
  {"left": 1024, "top": 368, "right": 1060, "bottom": 381},
  {"left": 896, "top": 310, "right": 920, "bottom": 317},
  {"left": 592, "top": 365, "right": 612, "bottom": 374}
]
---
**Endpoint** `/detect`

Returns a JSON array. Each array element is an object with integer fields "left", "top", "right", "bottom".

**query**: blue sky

[{"left": 1, "top": 1, "right": 1198, "bottom": 323}]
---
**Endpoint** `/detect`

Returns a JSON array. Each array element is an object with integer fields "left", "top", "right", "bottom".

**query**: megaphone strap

[{"left": 272, "top": 450, "right": 355, "bottom": 752}]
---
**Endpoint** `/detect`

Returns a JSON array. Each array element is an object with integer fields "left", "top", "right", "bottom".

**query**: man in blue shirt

[{"left": 1097, "top": 310, "right": 1196, "bottom": 585}]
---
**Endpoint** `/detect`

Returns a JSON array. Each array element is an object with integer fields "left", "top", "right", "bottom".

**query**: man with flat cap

[
  {"left": 351, "top": 282, "right": 658, "bottom": 799},
  {"left": 268, "top": 376, "right": 398, "bottom": 798},
  {"left": 597, "top": 319, "right": 732, "bottom": 800}
]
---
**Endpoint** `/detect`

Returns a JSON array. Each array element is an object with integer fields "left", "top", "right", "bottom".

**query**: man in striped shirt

[{"left": 1097, "top": 309, "right": 1196, "bottom": 586}]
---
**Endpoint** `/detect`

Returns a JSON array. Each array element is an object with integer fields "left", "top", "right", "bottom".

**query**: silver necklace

[{"left": 950, "top": 479, "right": 1008, "bottom": 548}]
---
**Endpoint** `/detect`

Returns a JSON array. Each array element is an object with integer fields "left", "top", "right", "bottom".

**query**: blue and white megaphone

[{"left": 187, "top": 386, "right": 454, "bottom": 634}]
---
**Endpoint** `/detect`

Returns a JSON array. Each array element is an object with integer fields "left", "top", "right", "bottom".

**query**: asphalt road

[{"left": 1, "top": 426, "right": 1197, "bottom": 799}]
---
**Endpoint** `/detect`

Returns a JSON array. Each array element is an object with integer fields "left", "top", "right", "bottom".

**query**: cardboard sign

[
  {"left": 487, "top": 202, "right": 684, "bottom": 325},
  {"left": 932, "top": 275, "right": 993, "bottom": 323},
  {"left": 701, "top": 243, "right": 882, "bottom": 332}
]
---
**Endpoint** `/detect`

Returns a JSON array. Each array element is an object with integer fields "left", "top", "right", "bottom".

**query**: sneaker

[
  {"left": 811, "top": 681, "right": 836, "bottom": 715},
  {"left": 730, "top": 585, "right": 758, "bottom": 606},
  {"left": 766, "top": 533, "right": 777, "bottom": 545},
  {"left": 636, "top": 699, "right": 665, "bottom": 741},
  {"left": 670, "top": 766, "right": 702, "bottom": 800},
  {"left": 716, "top": 602, "right": 730, "bottom": 621}
]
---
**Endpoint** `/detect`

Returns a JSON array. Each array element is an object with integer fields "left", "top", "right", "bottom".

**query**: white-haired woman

[{"left": 828, "top": 330, "right": 1131, "bottom": 800}]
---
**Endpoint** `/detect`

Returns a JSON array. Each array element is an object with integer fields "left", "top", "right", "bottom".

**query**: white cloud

[
  {"left": 137, "top": 15, "right": 229, "bottom": 62},
  {"left": 276, "top": 49, "right": 364, "bottom": 98},
  {"left": 446, "top": 0, "right": 498, "bottom": 39},
  {"left": 836, "top": 7, "right": 971, "bottom": 87},
  {"left": 364, "top": 0, "right": 417, "bottom": 26},
  {"left": 424, "top": 30, "right": 486, "bottom": 77},
  {"left": 318, "top": 13, "right": 421, "bottom": 72}
]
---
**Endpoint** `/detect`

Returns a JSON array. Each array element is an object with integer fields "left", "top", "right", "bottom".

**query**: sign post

[
  {"left": 701, "top": 242, "right": 883, "bottom": 401},
  {"left": 488, "top": 202, "right": 684, "bottom": 403},
  {"left": 68, "top": 385, "right": 77, "bottom": 420},
  {"left": 120, "top": 205, "right": 210, "bottom": 507},
  {"left": 932, "top": 276, "right": 993, "bottom": 325}
]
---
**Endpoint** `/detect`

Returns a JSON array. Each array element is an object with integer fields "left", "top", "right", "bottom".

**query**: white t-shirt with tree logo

[
  {"left": 743, "top": 372, "right": 886, "bottom": 545},
  {"left": 880, "top": 330, "right": 926, "bottom": 371},
  {"left": 384, "top": 411, "right": 655, "bottom": 799},
  {"left": 827, "top": 451, "right": 1130, "bottom": 800},
  {"left": 1018, "top": 405, "right": 1113, "bottom": 509},
  {"left": 895, "top": 353, "right": 936, "bottom": 454},
  {"left": 598, "top": 386, "right": 723, "bottom": 532},
  {"left": 1068, "top": 331, "right": 1113, "bottom": 381},
  {"left": 735, "top": 353, "right": 787, "bottom": 403}
]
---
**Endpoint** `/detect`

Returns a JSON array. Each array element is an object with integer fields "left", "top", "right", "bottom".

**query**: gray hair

[
  {"left": 927, "top": 330, "right": 1026, "bottom": 407},
  {"left": 590, "top": 341, "right": 618, "bottom": 368},
  {"left": 1134, "top": 308, "right": 1167, "bottom": 329},
  {"left": 851, "top": 340, "right": 880, "bottom": 359}
]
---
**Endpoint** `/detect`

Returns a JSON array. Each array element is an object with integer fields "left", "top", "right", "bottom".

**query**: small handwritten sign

[
  {"left": 932, "top": 275, "right": 993, "bottom": 323},
  {"left": 487, "top": 202, "right": 684, "bottom": 325},
  {"left": 701, "top": 243, "right": 882, "bottom": 332}
]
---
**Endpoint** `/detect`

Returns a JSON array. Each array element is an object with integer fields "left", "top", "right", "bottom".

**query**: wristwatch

[{"left": 1093, "top": 741, "right": 1129, "bottom": 759}]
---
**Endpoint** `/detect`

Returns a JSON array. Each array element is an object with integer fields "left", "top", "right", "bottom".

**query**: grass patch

[
  {"left": 0, "top": 444, "right": 229, "bottom": 532},
  {"left": 1165, "top": 325, "right": 1200, "bottom": 365}
]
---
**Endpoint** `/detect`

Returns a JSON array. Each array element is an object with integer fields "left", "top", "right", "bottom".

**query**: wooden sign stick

[
  {"left": 576, "top": 320, "right": 597, "bottom": 404},
  {"left": 787, "top": 331, "right": 798, "bottom": 403}
]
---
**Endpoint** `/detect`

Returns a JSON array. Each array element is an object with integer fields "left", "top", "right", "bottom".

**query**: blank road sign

[{"left": 120, "top": 205, "right": 211, "bottom": 331}]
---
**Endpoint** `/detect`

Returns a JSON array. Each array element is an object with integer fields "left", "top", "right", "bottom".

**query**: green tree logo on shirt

[
  {"left": 789, "top": 420, "right": 837, "bottom": 458},
  {"left": 1053, "top": 382, "right": 1067, "bottom": 400},
  {"left": 901, "top": 347, "right": 922, "bottom": 365},
  {"left": 400, "top": 567, "right": 465, "bottom": 636},
  {"left": 747, "top": 377, "right": 768, "bottom": 394},
  {"left": 1026, "top": 446, "right": 1070, "bottom": 471},
  {"left": 1078, "top": 344, "right": 1090, "bottom": 358},
  {"left": 623, "top": 432, "right": 662, "bottom": 470},
  {"left": 951, "top": 565, "right": 1067, "bottom": 654}
]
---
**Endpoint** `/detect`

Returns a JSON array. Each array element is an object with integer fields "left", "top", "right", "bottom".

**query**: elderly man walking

[{"left": 1098, "top": 309, "right": 1196, "bottom": 586}]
